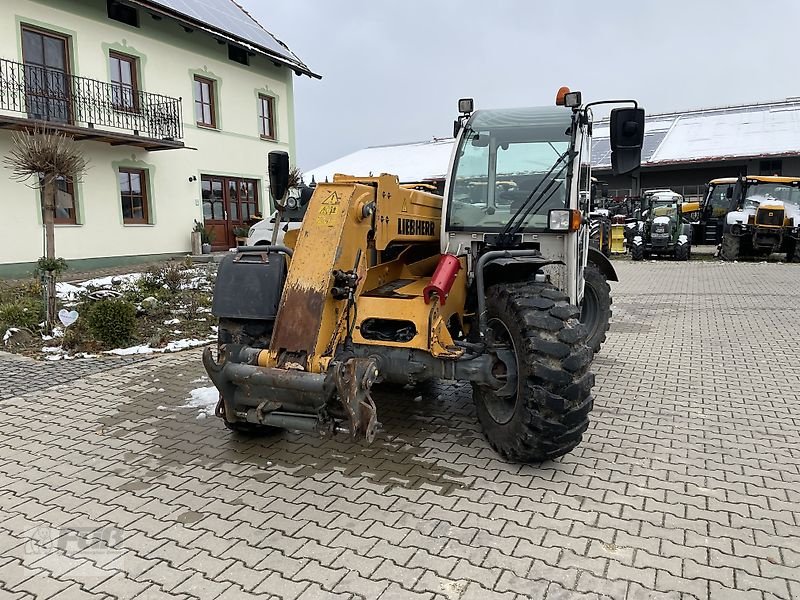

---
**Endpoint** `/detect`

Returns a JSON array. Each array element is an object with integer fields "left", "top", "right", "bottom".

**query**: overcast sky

[{"left": 242, "top": 0, "right": 799, "bottom": 171}]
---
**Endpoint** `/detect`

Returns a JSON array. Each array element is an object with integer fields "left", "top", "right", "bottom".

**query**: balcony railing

[{"left": 0, "top": 57, "right": 183, "bottom": 142}]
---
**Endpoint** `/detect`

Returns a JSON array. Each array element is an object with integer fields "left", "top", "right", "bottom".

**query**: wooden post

[{"left": 42, "top": 178, "right": 57, "bottom": 331}]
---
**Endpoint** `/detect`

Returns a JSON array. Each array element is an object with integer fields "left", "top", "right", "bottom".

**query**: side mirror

[
  {"left": 725, "top": 187, "right": 733, "bottom": 199},
  {"left": 601, "top": 182, "right": 609, "bottom": 198},
  {"left": 610, "top": 107, "right": 645, "bottom": 176},
  {"left": 453, "top": 119, "right": 461, "bottom": 138},
  {"left": 268, "top": 151, "right": 290, "bottom": 208}
]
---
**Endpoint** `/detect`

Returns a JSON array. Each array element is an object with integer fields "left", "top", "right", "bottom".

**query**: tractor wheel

[
  {"left": 631, "top": 243, "right": 644, "bottom": 261},
  {"left": 601, "top": 219, "right": 612, "bottom": 257},
  {"left": 217, "top": 318, "right": 280, "bottom": 436},
  {"left": 580, "top": 265, "right": 612, "bottom": 354},
  {"left": 720, "top": 233, "right": 740, "bottom": 261},
  {"left": 472, "top": 282, "right": 594, "bottom": 463},
  {"left": 787, "top": 240, "right": 800, "bottom": 262},
  {"left": 674, "top": 241, "right": 690, "bottom": 261}
]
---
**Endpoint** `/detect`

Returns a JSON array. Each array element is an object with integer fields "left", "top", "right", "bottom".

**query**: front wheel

[
  {"left": 674, "top": 241, "right": 690, "bottom": 261},
  {"left": 631, "top": 243, "right": 644, "bottom": 261},
  {"left": 580, "top": 265, "right": 612, "bottom": 354},
  {"left": 472, "top": 282, "right": 594, "bottom": 463},
  {"left": 720, "top": 233, "right": 740, "bottom": 261}
]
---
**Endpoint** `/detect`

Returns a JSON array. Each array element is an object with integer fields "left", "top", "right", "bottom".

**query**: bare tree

[{"left": 4, "top": 127, "right": 88, "bottom": 330}]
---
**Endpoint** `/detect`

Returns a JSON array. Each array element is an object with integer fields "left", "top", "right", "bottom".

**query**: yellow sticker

[{"left": 316, "top": 192, "right": 339, "bottom": 225}]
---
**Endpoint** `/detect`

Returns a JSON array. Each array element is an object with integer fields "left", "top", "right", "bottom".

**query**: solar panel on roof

[{"left": 136, "top": 0, "right": 314, "bottom": 74}]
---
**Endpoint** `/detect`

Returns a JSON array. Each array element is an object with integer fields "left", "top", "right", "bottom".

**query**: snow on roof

[
  {"left": 592, "top": 98, "right": 800, "bottom": 169},
  {"left": 306, "top": 138, "right": 455, "bottom": 184},
  {"left": 131, "top": 0, "right": 318, "bottom": 78},
  {"left": 308, "top": 99, "right": 800, "bottom": 182}
]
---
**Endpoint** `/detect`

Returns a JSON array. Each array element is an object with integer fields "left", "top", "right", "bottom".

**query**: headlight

[
  {"left": 286, "top": 196, "right": 298, "bottom": 210},
  {"left": 548, "top": 209, "right": 581, "bottom": 232},
  {"left": 548, "top": 209, "right": 570, "bottom": 231}
]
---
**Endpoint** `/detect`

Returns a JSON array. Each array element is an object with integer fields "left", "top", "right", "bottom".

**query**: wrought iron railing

[{"left": 0, "top": 57, "right": 183, "bottom": 141}]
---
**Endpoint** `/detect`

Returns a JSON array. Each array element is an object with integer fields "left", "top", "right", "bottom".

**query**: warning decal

[{"left": 316, "top": 192, "right": 339, "bottom": 225}]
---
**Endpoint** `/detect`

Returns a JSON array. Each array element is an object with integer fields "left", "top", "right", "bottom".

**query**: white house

[{"left": 0, "top": 0, "right": 318, "bottom": 276}]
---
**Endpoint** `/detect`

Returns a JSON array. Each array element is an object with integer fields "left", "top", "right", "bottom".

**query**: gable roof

[
  {"left": 306, "top": 138, "right": 455, "bottom": 184},
  {"left": 128, "top": 0, "right": 319, "bottom": 78},
  {"left": 591, "top": 98, "right": 800, "bottom": 169}
]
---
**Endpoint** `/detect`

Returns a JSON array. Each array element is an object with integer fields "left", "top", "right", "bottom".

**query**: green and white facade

[{"left": 0, "top": 0, "right": 317, "bottom": 276}]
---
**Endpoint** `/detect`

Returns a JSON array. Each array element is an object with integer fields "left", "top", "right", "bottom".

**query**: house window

[
  {"left": 119, "top": 168, "right": 149, "bottom": 224},
  {"left": 109, "top": 51, "right": 139, "bottom": 110},
  {"left": 258, "top": 94, "right": 275, "bottom": 140},
  {"left": 40, "top": 176, "right": 77, "bottom": 224},
  {"left": 759, "top": 159, "right": 782, "bottom": 176},
  {"left": 194, "top": 76, "right": 216, "bottom": 127},
  {"left": 107, "top": 0, "right": 139, "bottom": 27}
]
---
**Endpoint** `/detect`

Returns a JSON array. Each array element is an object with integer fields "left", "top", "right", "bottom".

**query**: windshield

[
  {"left": 447, "top": 107, "right": 573, "bottom": 232},
  {"left": 743, "top": 182, "right": 800, "bottom": 209}
]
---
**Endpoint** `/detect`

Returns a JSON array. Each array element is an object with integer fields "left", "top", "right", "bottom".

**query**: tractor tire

[
  {"left": 631, "top": 243, "right": 644, "bottom": 261},
  {"left": 674, "top": 241, "right": 690, "bottom": 261},
  {"left": 472, "top": 282, "right": 594, "bottom": 463},
  {"left": 787, "top": 240, "right": 800, "bottom": 262},
  {"left": 580, "top": 265, "right": 612, "bottom": 354},
  {"left": 720, "top": 234, "right": 740, "bottom": 261},
  {"left": 217, "top": 318, "right": 280, "bottom": 436},
  {"left": 601, "top": 219, "right": 612, "bottom": 257}
]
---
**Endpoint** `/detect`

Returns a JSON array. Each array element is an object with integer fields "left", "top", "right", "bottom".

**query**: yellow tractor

[{"left": 204, "top": 89, "right": 644, "bottom": 462}]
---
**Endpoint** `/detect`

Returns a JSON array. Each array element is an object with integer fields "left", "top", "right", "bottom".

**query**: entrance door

[
  {"left": 21, "top": 26, "right": 71, "bottom": 123},
  {"left": 201, "top": 175, "right": 260, "bottom": 251}
]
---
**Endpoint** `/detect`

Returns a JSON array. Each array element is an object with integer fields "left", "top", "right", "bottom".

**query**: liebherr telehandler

[{"left": 204, "top": 89, "right": 644, "bottom": 462}]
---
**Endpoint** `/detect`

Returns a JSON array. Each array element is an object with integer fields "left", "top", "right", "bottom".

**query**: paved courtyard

[{"left": 0, "top": 261, "right": 798, "bottom": 600}]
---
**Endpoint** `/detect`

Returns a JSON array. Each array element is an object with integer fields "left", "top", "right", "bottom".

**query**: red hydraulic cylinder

[{"left": 423, "top": 254, "right": 461, "bottom": 305}]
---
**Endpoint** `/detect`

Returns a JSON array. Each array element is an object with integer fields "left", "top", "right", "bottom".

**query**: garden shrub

[
  {"left": 85, "top": 299, "right": 137, "bottom": 348},
  {"left": 0, "top": 298, "right": 44, "bottom": 331}
]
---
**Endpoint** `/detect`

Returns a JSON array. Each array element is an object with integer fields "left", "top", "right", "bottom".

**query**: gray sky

[{"left": 242, "top": 0, "right": 799, "bottom": 171}]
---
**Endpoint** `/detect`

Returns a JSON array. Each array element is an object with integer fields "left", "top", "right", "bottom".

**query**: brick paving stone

[{"left": 0, "top": 261, "right": 799, "bottom": 600}]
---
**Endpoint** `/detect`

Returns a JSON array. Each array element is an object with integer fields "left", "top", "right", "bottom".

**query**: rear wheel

[
  {"left": 580, "top": 265, "right": 612, "bottom": 354},
  {"left": 472, "top": 282, "right": 594, "bottom": 463},
  {"left": 217, "top": 318, "right": 280, "bottom": 436},
  {"left": 631, "top": 243, "right": 644, "bottom": 261},
  {"left": 720, "top": 233, "right": 740, "bottom": 261},
  {"left": 674, "top": 241, "right": 690, "bottom": 261}
]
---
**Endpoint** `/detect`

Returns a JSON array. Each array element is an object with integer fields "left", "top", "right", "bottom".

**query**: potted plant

[
  {"left": 193, "top": 220, "right": 215, "bottom": 254},
  {"left": 232, "top": 226, "right": 249, "bottom": 247}
]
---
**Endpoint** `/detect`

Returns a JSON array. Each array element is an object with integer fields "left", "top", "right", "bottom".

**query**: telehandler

[{"left": 204, "top": 89, "right": 644, "bottom": 462}]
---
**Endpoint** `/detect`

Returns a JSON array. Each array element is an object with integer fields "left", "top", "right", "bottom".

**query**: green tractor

[{"left": 630, "top": 190, "right": 693, "bottom": 260}]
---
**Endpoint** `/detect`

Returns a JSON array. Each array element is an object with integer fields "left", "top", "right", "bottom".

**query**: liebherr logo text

[{"left": 397, "top": 218, "right": 435, "bottom": 236}]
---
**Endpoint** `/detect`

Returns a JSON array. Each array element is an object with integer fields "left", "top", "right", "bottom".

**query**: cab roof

[{"left": 710, "top": 176, "right": 800, "bottom": 184}]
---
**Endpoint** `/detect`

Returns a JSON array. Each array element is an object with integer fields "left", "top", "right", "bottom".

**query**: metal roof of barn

[
  {"left": 308, "top": 98, "right": 800, "bottom": 182},
  {"left": 591, "top": 98, "right": 800, "bottom": 169},
  {"left": 128, "top": 0, "right": 319, "bottom": 78}
]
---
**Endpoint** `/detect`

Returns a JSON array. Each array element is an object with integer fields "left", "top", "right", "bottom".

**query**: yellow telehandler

[{"left": 203, "top": 89, "right": 644, "bottom": 462}]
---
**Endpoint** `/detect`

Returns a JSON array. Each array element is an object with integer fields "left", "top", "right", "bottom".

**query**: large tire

[
  {"left": 720, "top": 233, "right": 740, "bottom": 261},
  {"left": 787, "top": 240, "right": 800, "bottom": 262},
  {"left": 601, "top": 219, "right": 612, "bottom": 257},
  {"left": 674, "top": 241, "right": 690, "bottom": 261},
  {"left": 631, "top": 243, "right": 644, "bottom": 261},
  {"left": 580, "top": 265, "right": 612, "bottom": 354},
  {"left": 473, "top": 282, "right": 594, "bottom": 463},
  {"left": 217, "top": 318, "right": 280, "bottom": 436}
]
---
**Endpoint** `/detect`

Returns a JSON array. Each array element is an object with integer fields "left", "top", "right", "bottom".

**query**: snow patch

[
  {"left": 163, "top": 318, "right": 181, "bottom": 325},
  {"left": 106, "top": 338, "right": 212, "bottom": 356},
  {"left": 181, "top": 386, "right": 219, "bottom": 419},
  {"left": 3, "top": 328, "right": 19, "bottom": 344}
]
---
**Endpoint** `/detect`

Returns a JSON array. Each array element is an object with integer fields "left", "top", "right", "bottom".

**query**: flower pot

[{"left": 201, "top": 243, "right": 211, "bottom": 254}]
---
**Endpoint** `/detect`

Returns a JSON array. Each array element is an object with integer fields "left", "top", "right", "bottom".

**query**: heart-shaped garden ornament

[{"left": 58, "top": 309, "right": 79, "bottom": 327}]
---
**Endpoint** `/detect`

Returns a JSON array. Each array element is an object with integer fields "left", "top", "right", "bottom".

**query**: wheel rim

[
  {"left": 580, "top": 284, "right": 600, "bottom": 343},
  {"left": 484, "top": 317, "right": 519, "bottom": 424}
]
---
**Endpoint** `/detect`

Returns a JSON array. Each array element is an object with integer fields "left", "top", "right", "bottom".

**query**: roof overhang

[{"left": 127, "top": 0, "right": 321, "bottom": 79}]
